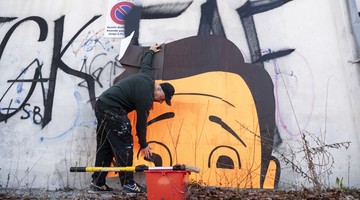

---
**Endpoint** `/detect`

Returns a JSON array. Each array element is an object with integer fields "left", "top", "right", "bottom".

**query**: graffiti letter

[{"left": 42, "top": 15, "right": 100, "bottom": 128}]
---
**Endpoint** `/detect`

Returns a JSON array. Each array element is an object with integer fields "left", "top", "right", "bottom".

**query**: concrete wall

[{"left": 0, "top": 0, "right": 360, "bottom": 190}]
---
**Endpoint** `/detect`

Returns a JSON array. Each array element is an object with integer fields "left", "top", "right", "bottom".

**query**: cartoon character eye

[
  {"left": 136, "top": 141, "right": 173, "bottom": 166},
  {"left": 216, "top": 155, "right": 234, "bottom": 169},
  {"left": 141, "top": 112, "right": 175, "bottom": 166},
  {"left": 144, "top": 153, "right": 163, "bottom": 166},
  {"left": 208, "top": 145, "right": 241, "bottom": 169},
  {"left": 207, "top": 116, "right": 245, "bottom": 169}
]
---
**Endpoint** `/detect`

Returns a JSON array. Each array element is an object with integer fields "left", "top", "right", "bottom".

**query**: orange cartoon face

[
  {"left": 130, "top": 72, "right": 277, "bottom": 188},
  {"left": 118, "top": 35, "right": 279, "bottom": 189}
]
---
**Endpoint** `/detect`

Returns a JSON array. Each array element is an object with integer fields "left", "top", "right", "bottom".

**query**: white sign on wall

[{"left": 104, "top": 0, "right": 139, "bottom": 38}]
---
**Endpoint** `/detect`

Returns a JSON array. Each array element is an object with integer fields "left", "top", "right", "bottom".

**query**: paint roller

[{"left": 70, "top": 164, "right": 200, "bottom": 173}]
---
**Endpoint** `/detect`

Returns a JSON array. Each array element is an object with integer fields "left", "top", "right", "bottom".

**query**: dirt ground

[{"left": 1, "top": 186, "right": 360, "bottom": 200}]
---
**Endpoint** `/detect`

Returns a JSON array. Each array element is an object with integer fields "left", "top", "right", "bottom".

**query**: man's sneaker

[
  {"left": 88, "top": 182, "right": 114, "bottom": 193},
  {"left": 122, "top": 182, "right": 146, "bottom": 194}
]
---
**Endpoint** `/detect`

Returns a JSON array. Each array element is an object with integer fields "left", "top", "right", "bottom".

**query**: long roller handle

[
  {"left": 70, "top": 166, "right": 138, "bottom": 172},
  {"left": 70, "top": 165, "right": 200, "bottom": 173}
]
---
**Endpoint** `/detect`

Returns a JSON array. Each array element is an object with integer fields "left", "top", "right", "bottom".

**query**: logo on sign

[{"left": 110, "top": 1, "right": 134, "bottom": 25}]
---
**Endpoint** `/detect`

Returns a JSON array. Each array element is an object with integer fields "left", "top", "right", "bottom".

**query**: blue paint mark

[
  {"left": 16, "top": 68, "right": 28, "bottom": 93},
  {"left": 15, "top": 98, "right": 21, "bottom": 104},
  {"left": 16, "top": 82, "right": 23, "bottom": 93},
  {"left": 39, "top": 91, "right": 94, "bottom": 143}
]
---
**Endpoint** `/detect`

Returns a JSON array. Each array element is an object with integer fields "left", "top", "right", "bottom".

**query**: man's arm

[
  {"left": 140, "top": 43, "right": 161, "bottom": 74},
  {"left": 137, "top": 43, "right": 160, "bottom": 158},
  {"left": 136, "top": 108, "right": 149, "bottom": 149},
  {"left": 136, "top": 104, "right": 155, "bottom": 159}
]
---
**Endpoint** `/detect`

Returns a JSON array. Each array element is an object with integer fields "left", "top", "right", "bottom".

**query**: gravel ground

[{"left": 1, "top": 186, "right": 360, "bottom": 200}]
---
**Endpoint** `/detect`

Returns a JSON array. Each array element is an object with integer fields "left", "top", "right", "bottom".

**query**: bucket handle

[{"left": 162, "top": 171, "right": 188, "bottom": 194}]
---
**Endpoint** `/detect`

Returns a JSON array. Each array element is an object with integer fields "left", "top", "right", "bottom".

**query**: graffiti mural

[
  {"left": 0, "top": 0, "right": 291, "bottom": 189},
  {"left": 1, "top": 0, "right": 359, "bottom": 190}
]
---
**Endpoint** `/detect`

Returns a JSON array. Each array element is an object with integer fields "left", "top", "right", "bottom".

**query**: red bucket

[{"left": 145, "top": 170, "right": 189, "bottom": 200}]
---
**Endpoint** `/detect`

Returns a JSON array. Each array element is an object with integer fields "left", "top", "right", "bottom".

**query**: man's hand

[
  {"left": 140, "top": 145, "right": 153, "bottom": 159},
  {"left": 149, "top": 43, "right": 161, "bottom": 53}
]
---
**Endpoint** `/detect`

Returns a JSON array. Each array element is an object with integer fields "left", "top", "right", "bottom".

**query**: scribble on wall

[{"left": 0, "top": 15, "right": 122, "bottom": 128}]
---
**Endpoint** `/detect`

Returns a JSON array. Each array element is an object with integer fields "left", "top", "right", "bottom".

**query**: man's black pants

[{"left": 91, "top": 100, "right": 134, "bottom": 186}]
